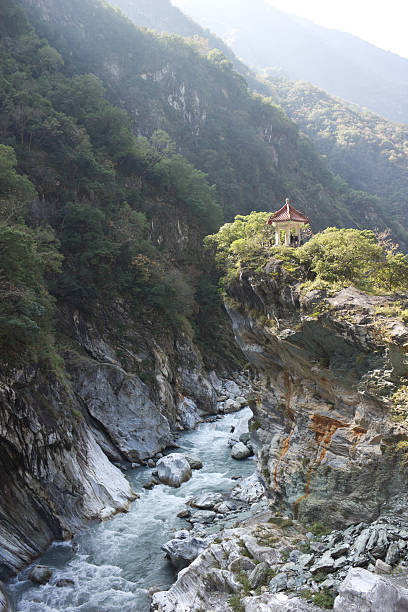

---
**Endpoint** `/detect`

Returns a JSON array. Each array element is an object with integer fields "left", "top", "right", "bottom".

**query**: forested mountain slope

[
  {"left": 174, "top": 0, "right": 408, "bottom": 125},
  {"left": 19, "top": 0, "right": 395, "bottom": 235},
  {"left": 272, "top": 80, "right": 408, "bottom": 246}
]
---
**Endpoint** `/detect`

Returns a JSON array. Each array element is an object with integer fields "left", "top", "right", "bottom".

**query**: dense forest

[{"left": 0, "top": 0, "right": 226, "bottom": 368}]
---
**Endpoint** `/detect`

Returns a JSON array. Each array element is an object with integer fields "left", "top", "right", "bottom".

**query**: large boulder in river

[
  {"left": 157, "top": 454, "right": 192, "bottom": 487},
  {"left": 29, "top": 565, "right": 53, "bottom": 584},
  {"left": 162, "top": 530, "right": 215, "bottom": 568},
  {"left": 231, "top": 442, "right": 252, "bottom": 460},
  {"left": 177, "top": 397, "right": 201, "bottom": 430}
]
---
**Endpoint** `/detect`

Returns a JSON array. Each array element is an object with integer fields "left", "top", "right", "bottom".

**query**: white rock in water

[
  {"left": 243, "top": 592, "right": 314, "bottom": 611},
  {"left": 177, "top": 397, "right": 201, "bottom": 430},
  {"left": 231, "top": 442, "right": 252, "bottom": 460},
  {"left": 74, "top": 432, "right": 134, "bottom": 518},
  {"left": 191, "top": 492, "right": 223, "bottom": 509},
  {"left": 231, "top": 473, "right": 265, "bottom": 503},
  {"left": 334, "top": 567, "right": 408, "bottom": 611},
  {"left": 190, "top": 510, "right": 216, "bottom": 524},
  {"left": 157, "top": 454, "right": 192, "bottom": 487},
  {"left": 228, "top": 411, "right": 251, "bottom": 447},
  {"left": 162, "top": 530, "right": 215, "bottom": 568}
]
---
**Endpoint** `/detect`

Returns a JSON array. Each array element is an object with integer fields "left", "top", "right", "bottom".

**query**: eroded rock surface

[
  {"left": 334, "top": 567, "right": 408, "bottom": 611},
  {"left": 225, "top": 265, "right": 408, "bottom": 526},
  {"left": 0, "top": 377, "right": 134, "bottom": 576}
]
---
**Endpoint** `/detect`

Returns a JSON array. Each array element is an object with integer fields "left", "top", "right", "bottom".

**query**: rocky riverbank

[{"left": 152, "top": 509, "right": 408, "bottom": 611}]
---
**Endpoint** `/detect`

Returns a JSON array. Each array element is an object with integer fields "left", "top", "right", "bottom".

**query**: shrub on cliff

[{"left": 206, "top": 214, "right": 408, "bottom": 296}]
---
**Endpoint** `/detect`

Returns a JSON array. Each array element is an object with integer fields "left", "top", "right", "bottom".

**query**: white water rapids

[{"left": 6, "top": 408, "right": 255, "bottom": 611}]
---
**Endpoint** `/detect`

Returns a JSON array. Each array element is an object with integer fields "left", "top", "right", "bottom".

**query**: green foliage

[
  {"left": 0, "top": 223, "right": 61, "bottom": 364},
  {"left": 308, "top": 521, "right": 332, "bottom": 537},
  {"left": 0, "top": 0, "right": 223, "bottom": 340},
  {"left": 0, "top": 145, "right": 36, "bottom": 221},
  {"left": 391, "top": 386, "right": 408, "bottom": 423},
  {"left": 296, "top": 228, "right": 383, "bottom": 289},
  {"left": 228, "top": 594, "right": 245, "bottom": 612},
  {"left": 274, "top": 79, "right": 408, "bottom": 249},
  {"left": 208, "top": 214, "right": 408, "bottom": 298},
  {"left": 300, "top": 587, "right": 335, "bottom": 608},
  {"left": 312, "top": 588, "right": 335, "bottom": 609}
]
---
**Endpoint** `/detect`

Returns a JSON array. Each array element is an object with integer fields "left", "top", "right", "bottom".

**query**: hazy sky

[
  {"left": 175, "top": 0, "right": 408, "bottom": 59},
  {"left": 266, "top": 0, "right": 408, "bottom": 58}
]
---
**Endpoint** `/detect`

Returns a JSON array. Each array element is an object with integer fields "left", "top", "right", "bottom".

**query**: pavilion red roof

[{"left": 267, "top": 199, "right": 309, "bottom": 224}]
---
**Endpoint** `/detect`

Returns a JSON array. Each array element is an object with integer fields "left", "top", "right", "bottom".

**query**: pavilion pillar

[
  {"left": 284, "top": 228, "right": 291, "bottom": 246},
  {"left": 275, "top": 228, "right": 281, "bottom": 246}
]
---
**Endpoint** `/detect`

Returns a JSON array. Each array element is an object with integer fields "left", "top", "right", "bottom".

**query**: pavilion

[{"left": 267, "top": 198, "right": 309, "bottom": 246}]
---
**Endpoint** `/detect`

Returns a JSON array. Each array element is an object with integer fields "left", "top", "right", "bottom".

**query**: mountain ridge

[{"left": 173, "top": 0, "right": 408, "bottom": 124}]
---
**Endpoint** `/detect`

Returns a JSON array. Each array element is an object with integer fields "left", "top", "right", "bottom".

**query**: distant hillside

[
  {"left": 273, "top": 79, "right": 408, "bottom": 245},
  {"left": 174, "top": 0, "right": 408, "bottom": 125}
]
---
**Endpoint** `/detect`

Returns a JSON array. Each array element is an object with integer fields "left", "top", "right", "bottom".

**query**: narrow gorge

[{"left": 1, "top": 0, "right": 408, "bottom": 611}]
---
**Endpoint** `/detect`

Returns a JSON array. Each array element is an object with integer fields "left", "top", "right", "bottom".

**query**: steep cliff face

[
  {"left": 0, "top": 371, "right": 134, "bottom": 577},
  {"left": 225, "top": 261, "right": 408, "bottom": 526}
]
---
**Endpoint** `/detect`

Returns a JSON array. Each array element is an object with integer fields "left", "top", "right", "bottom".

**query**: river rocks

[
  {"left": 228, "top": 556, "right": 256, "bottom": 573},
  {"left": 231, "top": 441, "right": 252, "bottom": 459},
  {"left": 29, "top": 565, "right": 52, "bottom": 584},
  {"left": 385, "top": 542, "right": 400, "bottom": 565},
  {"left": 177, "top": 509, "right": 191, "bottom": 519},
  {"left": 231, "top": 473, "right": 265, "bottom": 503},
  {"left": 190, "top": 510, "right": 216, "bottom": 524},
  {"left": 249, "top": 561, "right": 270, "bottom": 589},
  {"left": 243, "top": 593, "right": 319, "bottom": 611},
  {"left": 156, "top": 454, "right": 192, "bottom": 487},
  {"left": 162, "top": 530, "right": 215, "bottom": 569},
  {"left": 333, "top": 567, "right": 408, "bottom": 611},
  {"left": 55, "top": 578, "right": 75, "bottom": 587},
  {"left": 269, "top": 572, "right": 288, "bottom": 593},
  {"left": 190, "top": 493, "right": 223, "bottom": 510},
  {"left": 214, "top": 501, "right": 236, "bottom": 514},
  {"left": 155, "top": 509, "right": 408, "bottom": 612},
  {"left": 375, "top": 559, "right": 392, "bottom": 574},
  {"left": 185, "top": 455, "right": 203, "bottom": 470}
]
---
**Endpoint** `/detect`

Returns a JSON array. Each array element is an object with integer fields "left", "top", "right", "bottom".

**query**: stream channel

[{"left": 6, "top": 407, "right": 255, "bottom": 611}]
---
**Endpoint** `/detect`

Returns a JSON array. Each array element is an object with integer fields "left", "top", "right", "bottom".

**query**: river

[{"left": 6, "top": 407, "right": 255, "bottom": 611}]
